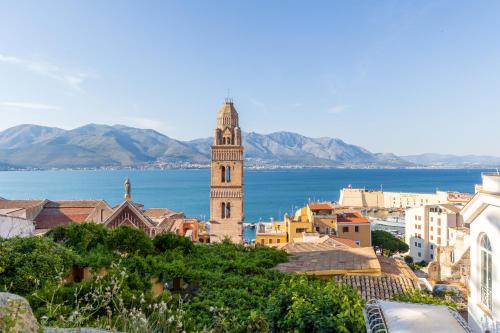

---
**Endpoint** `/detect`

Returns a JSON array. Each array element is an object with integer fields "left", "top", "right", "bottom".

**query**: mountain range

[{"left": 0, "top": 124, "right": 497, "bottom": 169}]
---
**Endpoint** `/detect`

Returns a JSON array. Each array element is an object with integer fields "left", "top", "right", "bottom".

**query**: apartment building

[{"left": 405, "top": 204, "right": 461, "bottom": 262}]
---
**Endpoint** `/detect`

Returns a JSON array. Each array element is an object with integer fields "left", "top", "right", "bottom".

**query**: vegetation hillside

[{"left": 0, "top": 224, "right": 366, "bottom": 332}]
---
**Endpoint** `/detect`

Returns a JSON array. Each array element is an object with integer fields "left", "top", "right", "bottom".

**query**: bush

[
  {"left": 153, "top": 233, "right": 194, "bottom": 254},
  {"left": 265, "top": 275, "right": 366, "bottom": 333},
  {"left": 46, "top": 223, "right": 109, "bottom": 253},
  {"left": 0, "top": 237, "right": 79, "bottom": 295},
  {"left": 106, "top": 226, "right": 154, "bottom": 256},
  {"left": 392, "top": 290, "right": 457, "bottom": 310},
  {"left": 404, "top": 255, "right": 414, "bottom": 265}
]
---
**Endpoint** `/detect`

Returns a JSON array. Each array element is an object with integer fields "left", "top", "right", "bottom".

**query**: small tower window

[
  {"left": 221, "top": 166, "right": 226, "bottom": 182},
  {"left": 226, "top": 202, "right": 231, "bottom": 218},
  {"left": 221, "top": 202, "right": 226, "bottom": 219},
  {"left": 226, "top": 166, "right": 231, "bottom": 182}
]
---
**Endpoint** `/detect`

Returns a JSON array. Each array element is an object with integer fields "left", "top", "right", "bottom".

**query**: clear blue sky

[{"left": 1, "top": 1, "right": 499, "bottom": 155}]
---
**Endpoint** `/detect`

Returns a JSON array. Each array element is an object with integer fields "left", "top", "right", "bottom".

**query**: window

[
  {"left": 226, "top": 202, "right": 231, "bottom": 218},
  {"left": 418, "top": 243, "right": 421, "bottom": 248},
  {"left": 269, "top": 239, "right": 273, "bottom": 244},
  {"left": 480, "top": 234, "right": 492, "bottom": 310},
  {"left": 437, "top": 237, "right": 441, "bottom": 245},
  {"left": 226, "top": 166, "right": 231, "bottom": 182},
  {"left": 430, "top": 226, "right": 433, "bottom": 231},
  {"left": 355, "top": 226, "right": 359, "bottom": 232},
  {"left": 355, "top": 241, "right": 361, "bottom": 246},
  {"left": 418, "top": 252, "right": 421, "bottom": 257},
  {"left": 221, "top": 166, "right": 226, "bottom": 182},
  {"left": 414, "top": 242, "right": 418, "bottom": 246},
  {"left": 430, "top": 235, "right": 433, "bottom": 241},
  {"left": 221, "top": 202, "right": 226, "bottom": 219},
  {"left": 342, "top": 226, "right": 349, "bottom": 232},
  {"left": 431, "top": 217, "right": 434, "bottom": 222},
  {"left": 277, "top": 239, "right": 280, "bottom": 244},
  {"left": 437, "top": 218, "right": 441, "bottom": 226},
  {"left": 430, "top": 245, "right": 433, "bottom": 250},
  {"left": 430, "top": 254, "right": 434, "bottom": 260}
]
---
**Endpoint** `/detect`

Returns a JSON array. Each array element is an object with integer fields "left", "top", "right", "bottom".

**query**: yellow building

[{"left": 255, "top": 221, "right": 287, "bottom": 246}]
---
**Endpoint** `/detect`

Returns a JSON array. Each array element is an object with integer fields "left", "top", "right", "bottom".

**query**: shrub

[
  {"left": 153, "top": 233, "right": 194, "bottom": 254},
  {"left": 392, "top": 290, "right": 457, "bottom": 310},
  {"left": 0, "top": 237, "right": 79, "bottom": 295},
  {"left": 46, "top": 223, "right": 109, "bottom": 253},
  {"left": 106, "top": 226, "right": 154, "bottom": 256},
  {"left": 404, "top": 255, "right": 414, "bottom": 265},
  {"left": 265, "top": 275, "right": 366, "bottom": 333}
]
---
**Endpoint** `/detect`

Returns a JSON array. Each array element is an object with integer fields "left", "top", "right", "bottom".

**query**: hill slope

[{"left": 0, "top": 124, "right": 410, "bottom": 169}]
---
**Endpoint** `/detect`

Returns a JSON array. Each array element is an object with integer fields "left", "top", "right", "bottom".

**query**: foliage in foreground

[
  {"left": 392, "top": 289, "right": 458, "bottom": 310},
  {"left": 0, "top": 223, "right": 367, "bottom": 332}
]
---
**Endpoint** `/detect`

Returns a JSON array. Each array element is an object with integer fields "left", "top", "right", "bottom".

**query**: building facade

[
  {"left": 340, "top": 188, "right": 471, "bottom": 209},
  {"left": 405, "top": 204, "right": 461, "bottom": 262},
  {"left": 463, "top": 174, "right": 500, "bottom": 332},
  {"left": 209, "top": 99, "right": 244, "bottom": 243}
]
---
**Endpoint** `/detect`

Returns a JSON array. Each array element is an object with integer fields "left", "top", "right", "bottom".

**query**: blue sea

[{"left": 0, "top": 169, "right": 489, "bottom": 241}]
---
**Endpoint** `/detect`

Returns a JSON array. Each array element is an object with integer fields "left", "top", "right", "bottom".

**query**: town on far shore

[{"left": 1, "top": 99, "right": 498, "bottom": 333}]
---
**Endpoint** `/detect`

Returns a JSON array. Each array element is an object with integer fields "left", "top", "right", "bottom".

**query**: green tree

[
  {"left": 106, "top": 226, "right": 154, "bottom": 256},
  {"left": 46, "top": 223, "right": 109, "bottom": 253},
  {"left": 153, "top": 232, "right": 194, "bottom": 254},
  {"left": 372, "top": 230, "right": 409, "bottom": 256},
  {"left": 0, "top": 237, "right": 79, "bottom": 295}
]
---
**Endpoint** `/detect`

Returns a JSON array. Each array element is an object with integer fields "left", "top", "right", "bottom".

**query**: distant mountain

[
  {"left": 0, "top": 124, "right": 208, "bottom": 168},
  {"left": 401, "top": 154, "right": 500, "bottom": 168},
  {"left": 8, "top": 123, "right": 498, "bottom": 169}
]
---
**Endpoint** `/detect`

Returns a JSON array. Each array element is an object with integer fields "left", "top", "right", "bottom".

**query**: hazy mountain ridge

[
  {"left": 0, "top": 124, "right": 496, "bottom": 169},
  {"left": 402, "top": 154, "right": 500, "bottom": 167}
]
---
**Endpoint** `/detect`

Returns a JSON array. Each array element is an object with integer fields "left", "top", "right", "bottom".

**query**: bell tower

[{"left": 210, "top": 98, "right": 244, "bottom": 243}]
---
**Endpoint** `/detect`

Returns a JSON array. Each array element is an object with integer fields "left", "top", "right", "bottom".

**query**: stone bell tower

[{"left": 209, "top": 98, "right": 244, "bottom": 243}]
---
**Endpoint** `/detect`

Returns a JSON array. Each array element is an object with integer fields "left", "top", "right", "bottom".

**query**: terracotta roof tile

[
  {"left": 276, "top": 246, "right": 380, "bottom": 275},
  {"left": 308, "top": 203, "right": 335, "bottom": 210},
  {"left": 0, "top": 200, "right": 45, "bottom": 209},
  {"left": 336, "top": 212, "right": 369, "bottom": 223}
]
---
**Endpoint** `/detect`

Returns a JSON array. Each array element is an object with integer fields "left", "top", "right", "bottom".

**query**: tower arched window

[
  {"left": 221, "top": 202, "right": 226, "bottom": 219},
  {"left": 226, "top": 202, "right": 231, "bottom": 218},
  {"left": 226, "top": 166, "right": 231, "bottom": 183},
  {"left": 480, "top": 233, "right": 492, "bottom": 310},
  {"left": 221, "top": 166, "right": 226, "bottom": 182}
]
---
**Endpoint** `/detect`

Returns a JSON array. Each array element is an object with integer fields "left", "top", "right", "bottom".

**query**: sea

[{"left": 0, "top": 168, "right": 490, "bottom": 241}]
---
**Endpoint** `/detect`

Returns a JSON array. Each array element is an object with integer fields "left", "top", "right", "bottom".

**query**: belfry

[{"left": 209, "top": 99, "right": 244, "bottom": 243}]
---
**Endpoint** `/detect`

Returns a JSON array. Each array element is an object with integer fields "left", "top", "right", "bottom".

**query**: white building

[
  {"left": 405, "top": 204, "right": 461, "bottom": 262},
  {"left": 463, "top": 173, "right": 500, "bottom": 332},
  {"left": 340, "top": 187, "right": 471, "bottom": 209},
  {"left": 0, "top": 214, "right": 35, "bottom": 238}
]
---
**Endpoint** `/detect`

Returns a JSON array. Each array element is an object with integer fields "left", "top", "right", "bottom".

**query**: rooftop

[
  {"left": 336, "top": 212, "right": 369, "bottom": 224},
  {"left": 308, "top": 202, "right": 335, "bottom": 210},
  {"left": 365, "top": 300, "right": 472, "bottom": 333},
  {"left": 276, "top": 246, "right": 380, "bottom": 276}
]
